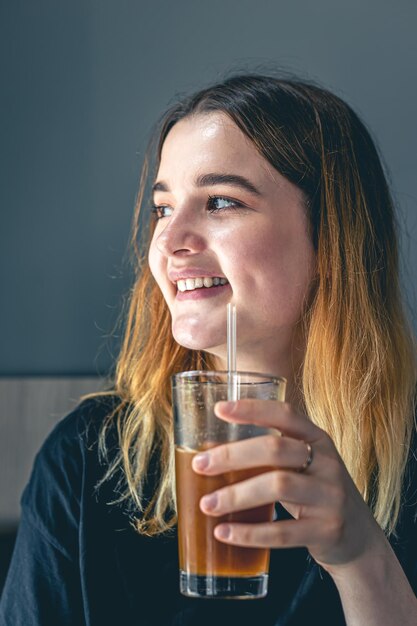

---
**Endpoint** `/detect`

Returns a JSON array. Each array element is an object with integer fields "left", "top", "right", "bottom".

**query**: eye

[
  {"left": 207, "top": 195, "right": 244, "bottom": 213},
  {"left": 151, "top": 195, "right": 245, "bottom": 220},
  {"left": 151, "top": 204, "right": 173, "bottom": 220}
]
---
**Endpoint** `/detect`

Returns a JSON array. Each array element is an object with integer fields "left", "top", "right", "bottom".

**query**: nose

[{"left": 155, "top": 210, "right": 206, "bottom": 257}]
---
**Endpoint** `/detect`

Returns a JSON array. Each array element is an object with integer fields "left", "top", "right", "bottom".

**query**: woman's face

[{"left": 148, "top": 112, "right": 316, "bottom": 372}]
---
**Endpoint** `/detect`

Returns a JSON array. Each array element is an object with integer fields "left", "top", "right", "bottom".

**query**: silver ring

[{"left": 298, "top": 442, "right": 313, "bottom": 473}]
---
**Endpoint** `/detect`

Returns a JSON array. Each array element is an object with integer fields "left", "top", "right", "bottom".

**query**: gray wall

[{"left": 1, "top": 0, "right": 416, "bottom": 376}]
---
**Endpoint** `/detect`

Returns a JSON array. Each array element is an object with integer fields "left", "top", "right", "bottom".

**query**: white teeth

[{"left": 176, "top": 276, "right": 228, "bottom": 291}]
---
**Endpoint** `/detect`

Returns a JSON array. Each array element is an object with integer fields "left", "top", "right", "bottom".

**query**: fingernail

[
  {"left": 215, "top": 401, "right": 236, "bottom": 413},
  {"left": 215, "top": 525, "right": 231, "bottom": 540},
  {"left": 201, "top": 493, "right": 218, "bottom": 511},
  {"left": 193, "top": 453, "right": 209, "bottom": 471}
]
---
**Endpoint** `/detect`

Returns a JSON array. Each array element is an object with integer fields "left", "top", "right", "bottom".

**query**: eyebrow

[{"left": 151, "top": 172, "right": 262, "bottom": 197}]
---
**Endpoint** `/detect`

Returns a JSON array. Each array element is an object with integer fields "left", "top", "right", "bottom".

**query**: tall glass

[{"left": 172, "top": 371, "right": 286, "bottom": 599}]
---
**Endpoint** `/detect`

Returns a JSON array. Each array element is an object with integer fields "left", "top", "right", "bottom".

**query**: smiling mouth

[{"left": 176, "top": 277, "right": 229, "bottom": 292}]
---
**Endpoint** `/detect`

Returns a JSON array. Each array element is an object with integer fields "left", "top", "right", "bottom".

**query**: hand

[{"left": 191, "top": 399, "right": 385, "bottom": 574}]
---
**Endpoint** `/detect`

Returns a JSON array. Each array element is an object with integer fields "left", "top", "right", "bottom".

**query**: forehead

[{"left": 156, "top": 112, "right": 277, "bottom": 187}]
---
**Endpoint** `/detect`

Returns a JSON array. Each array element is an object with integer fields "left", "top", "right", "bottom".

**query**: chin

[
  {"left": 171, "top": 316, "right": 224, "bottom": 350},
  {"left": 172, "top": 328, "right": 225, "bottom": 356}
]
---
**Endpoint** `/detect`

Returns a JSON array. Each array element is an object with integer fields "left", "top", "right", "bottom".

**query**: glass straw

[{"left": 227, "top": 303, "right": 238, "bottom": 401}]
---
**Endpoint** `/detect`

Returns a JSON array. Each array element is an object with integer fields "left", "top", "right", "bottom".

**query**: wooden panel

[{"left": 0, "top": 378, "right": 105, "bottom": 526}]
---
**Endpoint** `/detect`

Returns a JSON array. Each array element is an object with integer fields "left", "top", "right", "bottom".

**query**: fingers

[
  {"left": 199, "top": 470, "right": 331, "bottom": 517},
  {"left": 192, "top": 434, "right": 312, "bottom": 475},
  {"left": 214, "top": 399, "right": 322, "bottom": 443},
  {"left": 189, "top": 400, "right": 345, "bottom": 558},
  {"left": 213, "top": 518, "right": 328, "bottom": 549}
]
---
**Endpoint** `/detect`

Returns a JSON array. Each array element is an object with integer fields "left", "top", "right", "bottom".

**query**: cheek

[
  {"left": 148, "top": 239, "right": 171, "bottom": 302},
  {"left": 148, "top": 237, "right": 162, "bottom": 281},
  {"left": 223, "top": 227, "right": 286, "bottom": 280},
  {"left": 224, "top": 228, "right": 315, "bottom": 316}
]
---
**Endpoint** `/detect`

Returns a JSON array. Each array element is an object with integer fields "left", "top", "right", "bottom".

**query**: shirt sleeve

[{"left": 0, "top": 410, "right": 87, "bottom": 626}]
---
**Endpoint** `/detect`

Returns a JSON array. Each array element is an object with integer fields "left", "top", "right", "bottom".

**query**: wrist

[
  {"left": 324, "top": 532, "right": 391, "bottom": 587},
  {"left": 325, "top": 537, "right": 417, "bottom": 626}
]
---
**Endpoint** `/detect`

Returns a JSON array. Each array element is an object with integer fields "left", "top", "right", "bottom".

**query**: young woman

[{"left": 1, "top": 73, "right": 416, "bottom": 626}]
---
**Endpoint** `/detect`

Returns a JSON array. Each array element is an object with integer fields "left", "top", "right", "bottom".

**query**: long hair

[{"left": 83, "top": 73, "right": 417, "bottom": 536}]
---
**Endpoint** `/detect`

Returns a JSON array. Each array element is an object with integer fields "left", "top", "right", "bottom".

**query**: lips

[
  {"left": 168, "top": 267, "right": 231, "bottom": 301},
  {"left": 177, "top": 277, "right": 229, "bottom": 292},
  {"left": 168, "top": 268, "right": 228, "bottom": 285},
  {"left": 175, "top": 281, "right": 231, "bottom": 301}
]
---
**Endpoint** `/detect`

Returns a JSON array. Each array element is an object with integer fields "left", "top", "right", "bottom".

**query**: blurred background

[{"left": 1, "top": 0, "right": 416, "bottom": 592}]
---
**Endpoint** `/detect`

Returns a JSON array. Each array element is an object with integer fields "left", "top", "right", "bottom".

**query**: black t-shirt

[{"left": 1, "top": 395, "right": 416, "bottom": 626}]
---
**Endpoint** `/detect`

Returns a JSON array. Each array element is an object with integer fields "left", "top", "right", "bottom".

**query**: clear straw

[{"left": 227, "top": 303, "right": 238, "bottom": 402}]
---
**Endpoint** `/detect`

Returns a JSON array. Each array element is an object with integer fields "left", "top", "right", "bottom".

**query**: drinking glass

[{"left": 172, "top": 370, "right": 286, "bottom": 599}]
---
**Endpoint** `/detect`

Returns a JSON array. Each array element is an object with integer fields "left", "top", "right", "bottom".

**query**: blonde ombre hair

[{"left": 83, "top": 73, "right": 417, "bottom": 537}]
